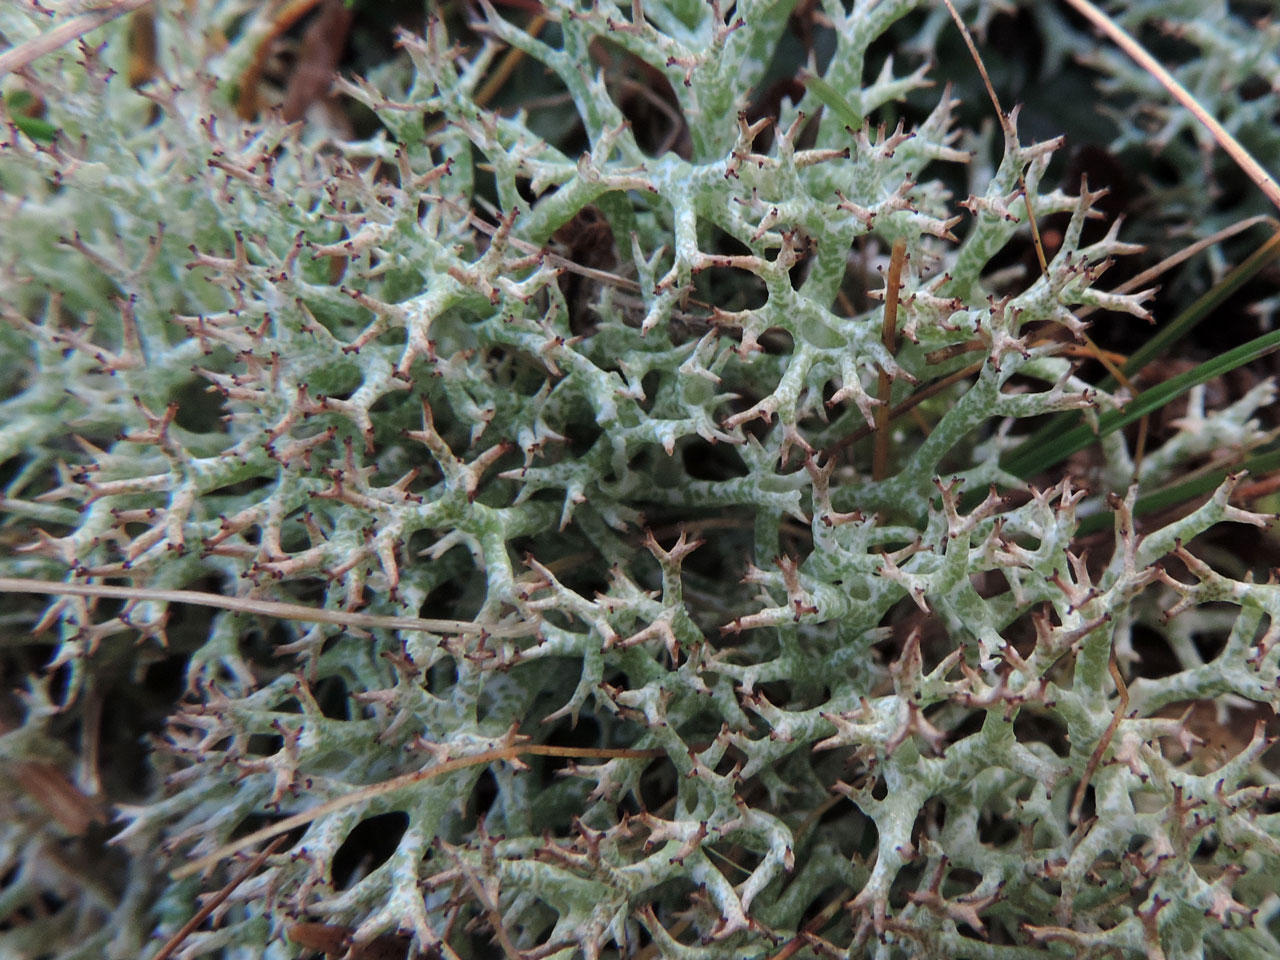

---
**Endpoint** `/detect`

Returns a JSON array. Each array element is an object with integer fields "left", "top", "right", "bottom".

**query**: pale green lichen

[{"left": 1, "top": 2, "right": 1279, "bottom": 959}]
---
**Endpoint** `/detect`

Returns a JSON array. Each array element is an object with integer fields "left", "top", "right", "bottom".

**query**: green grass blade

[
  {"left": 1002, "top": 328, "right": 1280, "bottom": 480},
  {"left": 1115, "top": 228, "right": 1280, "bottom": 384},
  {"left": 1073, "top": 443, "right": 1280, "bottom": 536},
  {"left": 1003, "top": 230, "right": 1280, "bottom": 467},
  {"left": 801, "top": 72, "right": 863, "bottom": 130}
]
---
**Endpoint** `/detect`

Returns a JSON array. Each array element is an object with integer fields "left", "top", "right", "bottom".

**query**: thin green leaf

[
  {"left": 1074, "top": 443, "right": 1280, "bottom": 537},
  {"left": 1002, "top": 328, "right": 1280, "bottom": 480},
  {"left": 4, "top": 92, "right": 59, "bottom": 142},
  {"left": 800, "top": 72, "right": 862, "bottom": 131},
  {"left": 1007, "top": 230, "right": 1280, "bottom": 465},
  {"left": 1116, "top": 229, "right": 1280, "bottom": 384},
  {"left": 12, "top": 114, "right": 58, "bottom": 142}
]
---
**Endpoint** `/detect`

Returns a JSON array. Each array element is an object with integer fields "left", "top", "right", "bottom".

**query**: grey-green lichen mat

[{"left": 1, "top": 1, "right": 1278, "bottom": 958}]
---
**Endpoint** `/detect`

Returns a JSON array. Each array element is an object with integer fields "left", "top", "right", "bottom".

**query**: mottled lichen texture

[{"left": 1, "top": 1, "right": 1279, "bottom": 959}]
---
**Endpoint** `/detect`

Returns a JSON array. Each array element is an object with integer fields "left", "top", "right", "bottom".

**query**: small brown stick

[
  {"left": 433, "top": 197, "right": 719, "bottom": 325},
  {"left": 286, "top": 924, "right": 423, "bottom": 960},
  {"left": 926, "top": 217, "right": 1276, "bottom": 367},
  {"left": 12, "top": 759, "right": 104, "bottom": 836},
  {"left": 1070, "top": 648, "right": 1130, "bottom": 825},
  {"left": 924, "top": 336, "right": 1128, "bottom": 368},
  {"left": 473, "top": 15, "right": 548, "bottom": 109},
  {"left": 172, "top": 742, "right": 663, "bottom": 879},
  {"left": 852, "top": 336, "right": 1124, "bottom": 458},
  {"left": 427, "top": 12, "right": 549, "bottom": 142},
  {"left": 873, "top": 239, "right": 907, "bottom": 482},
  {"left": 940, "top": 0, "right": 1049, "bottom": 275},
  {"left": 151, "top": 836, "right": 286, "bottom": 960},
  {"left": 280, "top": 0, "right": 354, "bottom": 123},
  {"left": 940, "top": 0, "right": 1142, "bottom": 399},
  {"left": 1062, "top": 0, "right": 1280, "bottom": 214},
  {"left": 828, "top": 358, "right": 984, "bottom": 459},
  {"left": 0, "top": 0, "right": 154, "bottom": 78},
  {"left": 451, "top": 851, "right": 522, "bottom": 960},
  {"left": 942, "top": 0, "right": 1130, "bottom": 367},
  {"left": 635, "top": 905, "right": 694, "bottom": 960},
  {"left": 1078, "top": 215, "right": 1279, "bottom": 321},
  {"left": 0, "top": 576, "right": 535, "bottom": 638},
  {"left": 0, "top": 711, "right": 104, "bottom": 834},
  {"left": 1233, "top": 471, "right": 1280, "bottom": 503},
  {"left": 765, "top": 888, "right": 850, "bottom": 960},
  {"left": 236, "top": 0, "right": 325, "bottom": 120}
]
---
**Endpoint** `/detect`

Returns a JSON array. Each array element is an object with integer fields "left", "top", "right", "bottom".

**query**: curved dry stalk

[
  {"left": 152, "top": 836, "right": 286, "bottom": 960},
  {"left": 1062, "top": 0, "right": 1280, "bottom": 214},
  {"left": 0, "top": 0, "right": 154, "bottom": 78},
  {"left": 0, "top": 576, "right": 536, "bottom": 638},
  {"left": 940, "top": 0, "right": 1050, "bottom": 274},
  {"left": 1070, "top": 648, "right": 1130, "bottom": 825},
  {"left": 171, "top": 741, "right": 663, "bottom": 880}
]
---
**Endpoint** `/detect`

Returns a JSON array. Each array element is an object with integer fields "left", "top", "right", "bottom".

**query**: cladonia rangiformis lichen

[{"left": 1, "top": 2, "right": 1278, "bottom": 958}]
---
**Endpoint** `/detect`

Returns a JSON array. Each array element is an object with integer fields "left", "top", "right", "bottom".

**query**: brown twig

[
  {"left": 433, "top": 197, "right": 719, "bottom": 327},
  {"left": 473, "top": 15, "right": 548, "bottom": 109},
  {"left": 286, "top": 924, "right": 421, "bottom": 960},
  {"left": 1078, "top": 215, "right": 1279, "bottom": 321},
  {"left": 940, "top": 0, "right": 1050, "bottom": 275},
  {"left": 172, "top": 741, "right": 663, "bottom": 879},
  {"left": 1233, "top": 471, "right": 1280, "bottom": 503},
  {"left": 236, "top": 0, "right": 324, "bottom": 120},
  {"left": 941, "top": 0, "right": 1143, "bottom": 462},
  {"left": 765, "top": 888, "right": 850, "bottom": 960},
  {"left": 0, "top": 576, "right": 535, "bottom": 638},
  {"left": 152, "top": 836, "right": 286, "bottom": 960},
  {"left": 1061, "top": 0, "right": 1280, "bottom": 214},
  {"left": 0, "top": 0, "right": 154, "bottom": 78},
  {"left": 1070, "top": 648, "right": 1130, "bottom": 825},
  {"left": 11, "top": 759, "right": 104, "bottom": 836},
  {"left": 1, "top": 706, "right": 103, "bottom": 834},
  {"left": 635, "top": 905, "right": 695, "bottom": 960},
  {"left": 451, "top": 849, "right": 522, "bottom": 960},
  {"left": 827, "top": 359, "right": 984, "bottom": 458}
]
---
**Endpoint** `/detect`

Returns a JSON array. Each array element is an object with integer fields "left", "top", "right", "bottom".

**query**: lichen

[{"left": 1, "top": 2, "right": 1278, "bottom": 959}]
